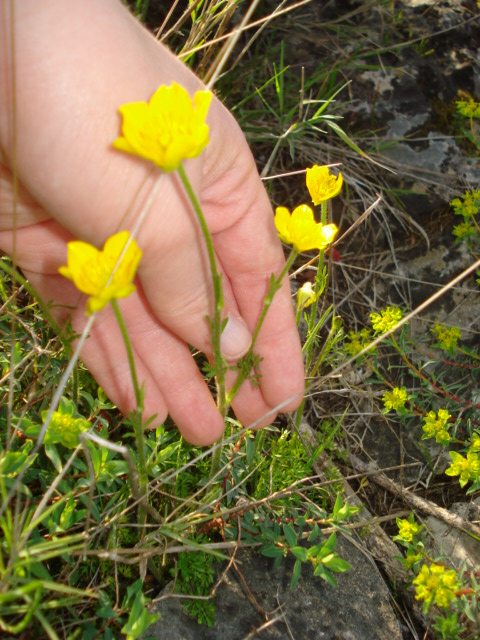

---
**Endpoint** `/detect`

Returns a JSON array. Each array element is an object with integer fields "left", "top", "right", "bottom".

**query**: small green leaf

[
  {"left": 45, "top": 444, "right": 63, "bottom": 473},
  {"left": 323, "top": 557, "right": 351, "bottom": 573},
  {"left": 290, "top": 559, "right": 302, "bottom": 590},
  {"left": 313, "top": 564, "right": 338, "bottom": 587},
  {"left": 260, "top": 544, "right": 284, "bottom": 560},
  {"left": 291, "top": 546, "right": 308, "bottom": 562},
  {"left": 283, "top": 523, "right": 297, "bottom": 548},
  {"left": 319, "top": 532, "right": 337, "bottom": 557}
]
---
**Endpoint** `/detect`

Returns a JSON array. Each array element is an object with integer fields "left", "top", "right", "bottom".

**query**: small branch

[{"left": 350, "top": 455, "right": 480, "bottom": 539}]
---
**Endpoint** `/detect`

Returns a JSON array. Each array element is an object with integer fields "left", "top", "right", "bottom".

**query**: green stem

[
  {"left": 226, "top": 249, "right": 297, "bottom": 403},
  {"left": 111, "top": 298, "right": 147, "bottom": 492},
  {"left": 176, "top": 164, "right": 227, "bottom": 479},
  {"left": 305, "top": 201, "right": 329, "bottom": 371}
]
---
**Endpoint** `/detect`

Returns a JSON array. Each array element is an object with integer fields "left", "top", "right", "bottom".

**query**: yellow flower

[
  {"left": 296, "top": 282, "right": 317, "bottom": 311},
  {"left": 59, "top": 231, "right": 142, "bottom": 315},
  {"left": 383, "top": 386, "right": 408, "bottom": 412},
  {"left": 413, "top": 563, "right": 459, "bottom": 610},
  {"left": 431, "top": 323, "right": 462, "bottom": 352},
  {"left": 344, "top": 328, "right": 373, "bottom": 357},
  {"left": 113, "top": 83, "right": 212, "bottom": 171},
  {"left": 422, "top": 408, "right": 452, "bottom": 444},
  {"left": 274, "top": 205, "right": 338, "bottom": 253},
  {"left": 397, "top": 517, "right": 419, "bottom": 542},
  {"left": 445, "top": 450, "right": 480, "bottom": 488},
  {"left": 306, "top": 165, "right": 343, "bottom": 205},
  {"left": 370, "top": 306, "right": 403, "bottom": 334}
]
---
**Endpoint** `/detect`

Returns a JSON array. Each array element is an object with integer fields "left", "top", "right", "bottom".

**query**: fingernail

[{"left": 221, "top": 315, "right": 252, "bottom": 360}]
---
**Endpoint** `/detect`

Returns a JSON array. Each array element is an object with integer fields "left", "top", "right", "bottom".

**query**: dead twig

[{"left": 350, "top": 455, "right": 480, "bottom": 539}]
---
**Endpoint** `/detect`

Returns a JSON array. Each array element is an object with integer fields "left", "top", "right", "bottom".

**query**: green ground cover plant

[{"left": 1, "top": 1, "right": 480, "bottom": 638}]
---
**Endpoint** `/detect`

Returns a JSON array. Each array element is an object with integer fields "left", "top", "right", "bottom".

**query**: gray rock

[
  {"left": 426, "top": 499, "right": 480, "bottom": 570},
  {"left": 145, "top": 536, "right": 402, "bottom": 640}
]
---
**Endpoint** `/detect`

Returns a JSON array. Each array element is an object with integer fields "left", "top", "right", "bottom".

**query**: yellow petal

[
  {"left": 274, "top": 207, "right": 293, "bottom": 244},
  {"left": 58, "top": 231, "right": 142, "bottom": 315},
  {"left": 306, "top": 165, "right": 343, "bottom": 205},
  {"left": 114, "top": 83, "right": 212, "bottom": 171}
]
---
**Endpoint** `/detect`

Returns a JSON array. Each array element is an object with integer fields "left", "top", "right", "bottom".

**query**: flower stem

[
  {"left": 111, "top": 298, "right": 147, "bottom": 492},
  {"left": 226, "top": 250, "right": 297, "bottom": 404},
  {"left": 305, "top": 201, "right": 329, "bottom": 371},
  {"left": 176, "top": 164, "right": 227, "bottom": 478}
]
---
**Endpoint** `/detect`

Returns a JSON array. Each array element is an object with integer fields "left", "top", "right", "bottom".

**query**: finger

[
  {"left": 24, "top": 267, "right": 226, "bottom": 446},
  {"left": 4, "top": 220, "right": 226, "bottom": 445},
  {"left": 201, "top": 136, "right": 305, "bottom": 415}
]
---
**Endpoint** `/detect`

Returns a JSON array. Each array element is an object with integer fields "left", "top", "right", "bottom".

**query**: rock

[
  {"left": 145, "top": 537, "right": 402, "bottom": 640},
  {"left": 425, "top": 499, "right": 480, "bottom": 570}
]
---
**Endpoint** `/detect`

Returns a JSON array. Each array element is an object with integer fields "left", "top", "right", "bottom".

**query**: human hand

[{"left": 0, "top": 0, "right": 304, "bottom": 445}]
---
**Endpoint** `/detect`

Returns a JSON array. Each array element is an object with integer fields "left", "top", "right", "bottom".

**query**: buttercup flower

[
  {"left": 59, "top": 231, "right": 142, "bottom": 314},
  {"left": 114, "top": 82, "right": 212, "bottom": 171},
  {"left": 383, "top": 387, "right": 408, "bottom": 412},
  {"left": 445, "top": 450, "right": 480, "bottom": 488},
  {"left": 306, "top": 165, "right": 343, "bottom": 205},
  {"left": 274, "top": 205, "right": 338, "bottom": 253},
  {"left": 296, "top": 282, "right": 317, "bottom": 311},
  {"left": 370, "top": 306, "right": 403, "bottom": 334}
]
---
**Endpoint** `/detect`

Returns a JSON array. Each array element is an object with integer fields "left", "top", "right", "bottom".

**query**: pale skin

[{"left": 0, "top": 0, "right": 304, "bottom": 446}]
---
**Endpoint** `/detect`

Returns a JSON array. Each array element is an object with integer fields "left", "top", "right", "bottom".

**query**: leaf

[
  {"left": 290, "top": 559, "right": 302, "bottom": 590},
  {"left": 322, "top": 556, "right": 351, "bottom": 573},
  {"left": 45, "top": 444, "right": 63, "bottom": 473},
  {"left": 121, "top": 580, "right": 161, "bottom": 639},
  {"left": 307, "top": 524, "right": 321, "bottom": 543},
  {"left": 260, "top": 544, "right": 284, "bottom": 560},
  {"left": 283, "top": 523, "right": 297, "bottom": 549},
  {"left": 313, "top": 564, "right": 338, "bottom": 588},
  {"left": 332, "top": 492, "right": 343, "bottom": 517},
  {"left": 319, "top": 532, "right": 337, "bottom": 557},
  {"left": 290, "top": 546, "right": 308, "bottom": 562}
]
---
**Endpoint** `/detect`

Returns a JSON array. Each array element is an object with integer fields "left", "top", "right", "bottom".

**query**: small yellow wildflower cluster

[
  {"left": 382, "top": 386, "right": 408, "bottom": 412},
  {"left": 397, "top": 517, "right": 420, "bottom": 542},
  {"left": 456, "top": 98, "right": 480, "bottom": 119},
  {"left": 453, "top": 220, "right": 476, "bottom": 241},
  {"left": 431, "top": 324, "right": 461, "bottom": 353},
  {"left": 451, "top": 189, "right": 480, "bottom": 244},
  {"left": 44, "top": 411, "right": 90, "bottom": 449},
  {"left": 274, "top": 165, "right": 341, "bottom": 253},
  {"left": 343, "top": 328, "right": 373, "bottom": 357},
  {"left": 468, "top": 431, "right": 480, "bottom": 452},
  {"left": 450, "top": 190, "right": 480, "bottom": 219},
  {"left": 445, "top": 450, "right": 480, "bottom": 488},
  {"left": 422, "top": 409, "right": 451, "bottom": 445},
  {"left": 413, "top": 563, "right": 460, "bottom": 610},
  {"left": 404, "top": 551, "right": 422, "bottom": 569},
  {"left": 370, "top": 306, "right": 403, "bottom": 335}
]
